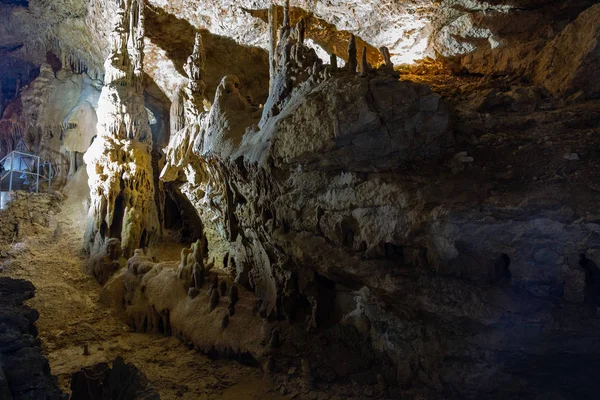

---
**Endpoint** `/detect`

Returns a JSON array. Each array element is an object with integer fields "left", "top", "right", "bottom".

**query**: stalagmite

[
  {"left": 84, "top": 0, "right": 159, "bottom": 257},
  {"left": 220, "top": 314, "right": 229, "bottom": 330},
  {"left": 347, "top": 34, "right": 357, "bottom": 74},
  {"left": 330, "top": 53, "right": 338, "bottom": 72},
  {"left": 268, "top": 327, "right": 280, "bottom": 349},
  {"left": 379, "top": 46, "right": 393, "bottom": 69},
  {"left": 170, "top": 90, "right": 185, "bottom": 136},
  {"left": 188, "top": 287, "right": 199, "bottom": 299},
  {"left": 209, "top": 289, "right": 220, "bottom": 312},
  {"left": 229, "top": 285, "right": 239, "bottom": 306},
  {"left": 268, "top": 5, "right": 278, "bottom": 90},
  {"left": 283, "top": 0, "right": 290, "bottom": 28},
  {"left": 359, "top": 46, "right": 370, "bottom": 76},
  {"left": 302, "top": 359, "right": 314, "bottom": 390},
  {"left": 296, "top": 18, "right": 305, "bottom": 44},
  {"left": 169, "top": 31, "right": 207, "bottom": 140}
]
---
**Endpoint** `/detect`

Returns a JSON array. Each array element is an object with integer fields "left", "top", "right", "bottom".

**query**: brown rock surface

[{"left": 532, "top": 3, "right": 600, "bottom": 98}]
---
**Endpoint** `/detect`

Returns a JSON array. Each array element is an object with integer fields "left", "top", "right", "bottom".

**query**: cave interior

[{"left": 1, "top": 0, "right": 600, "bottom": 399}]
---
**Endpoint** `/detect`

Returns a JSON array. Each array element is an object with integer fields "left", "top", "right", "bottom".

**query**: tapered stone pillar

[{"left": 84, "top": 0, "right": 159, "bottom": 257}]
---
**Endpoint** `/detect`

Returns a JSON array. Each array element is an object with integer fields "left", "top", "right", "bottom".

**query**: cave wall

[
  {"left": 2, "top": 0, "right": 600, "bottom": 398},
  {"left": 154, "top": 4, "right": 600, "bottom": 397}
]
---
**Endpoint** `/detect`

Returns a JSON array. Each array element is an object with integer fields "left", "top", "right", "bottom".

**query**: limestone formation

[
  {"left": 210, "top": 273, "right": 218, "bottom": 289},
  {"left": 283, "top": 0, "right": 290, "bottom": 28},
  {"left": 0, "top": 278, "right": 65, "bottom": 400},
  {"left": 209, "top": 288, "right": 220, "bottom": 312},
  {"left": 347, "top": 34, "right": 357, "bottom": 74},
  {"left": 87, "top": 238, "right": 122, "bottom": 284},
  {"left": 220, "top": 313, "right": 229, "bottom": 330},
  {"left": 259, "top": 7, "right": 325, "bottom": 127},
  {"left": 53, "top": 222, "right": 62, "bottom": 239},
  {"left": 330, "top": 54, "right": 338, "bottom": 73},
  {"left": 268, "top": 5, "right": 278, "bottom": 90},
  {"left": 301, "top": 359, "right": 314, "bottom": 390},
  {"left": 70, "top": 357, "right": 159, "bottom": 400},
  {"left": 379, "top": 46, "right": 392, "bottom": 69},
  {"left": 177, "top": 239, "right": 208, "bottom": 289},
  {"left": 532, "top": 4, "right": 600, "bottom": 98},
  {"left": 188, "top": 287, "right": 199, "bottom": 299},
  {"left": 128, "top": 248, "right": 155, "bottom": 276},
  {"left": 5, "top": 0, "right": 600, "bottom": 398},
  {"left": 229, "top": 285, "right": 239, "bottom": 306},
  {"left": 170, "top": 31, "right": 207, "bottom": 137},
  {"left": 192, "top": 263, "right": 204, "bottom": 289},
  {"left": 83, "top": 0, "right": 159, "bottom": 258},
  {"left": 359, "top": 46, "right": 370, "bottom": 77},
  {"left": 267, "top": 327, "right": 280, "bottom": 350}
]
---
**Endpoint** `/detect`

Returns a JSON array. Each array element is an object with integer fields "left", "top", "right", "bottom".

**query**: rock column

[{"left": 84, "top": 0, "right": 159, "bottom": 257}]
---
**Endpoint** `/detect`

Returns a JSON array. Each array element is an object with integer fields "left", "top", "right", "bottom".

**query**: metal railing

[{"left": 0, "top": 143, "right": 55, "bottom": 193}]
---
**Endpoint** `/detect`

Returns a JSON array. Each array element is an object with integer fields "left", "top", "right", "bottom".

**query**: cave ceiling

[{"left": 2, "top": 0, "right": 596, "bottom": 103}]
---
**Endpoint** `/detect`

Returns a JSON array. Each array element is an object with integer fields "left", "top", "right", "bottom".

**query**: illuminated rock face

[
  {"left": 84, "top": 0, "right": 158, "bottom": 258},
  {"left": 4, "top": 0, "right": 600, "bottom": 101},
  {"left": 14, "top": 64, "right": 101, "bottom": 182},
  {"left": 532, "top": 3, "right": 600, "bottom": 99},
  {"left": 162, "top": 4, "right": 453, "bottom": 320}
]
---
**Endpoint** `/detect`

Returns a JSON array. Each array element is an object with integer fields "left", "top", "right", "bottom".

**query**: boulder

[{"left": 533, "top": 4, "right": 600, "bottom": 98}]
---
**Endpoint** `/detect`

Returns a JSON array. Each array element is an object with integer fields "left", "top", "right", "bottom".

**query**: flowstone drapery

[{"left": 84, "top": 0, "right": 158, "bottom": 257}]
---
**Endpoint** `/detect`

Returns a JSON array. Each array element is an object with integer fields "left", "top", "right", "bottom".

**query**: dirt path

[{"left": 3, "top": 191, "right": 283, "bottom": 399}]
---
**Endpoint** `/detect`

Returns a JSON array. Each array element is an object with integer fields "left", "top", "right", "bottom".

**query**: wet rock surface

[{"left": 0, "top": 277, "right": 65, "bottom": 400}]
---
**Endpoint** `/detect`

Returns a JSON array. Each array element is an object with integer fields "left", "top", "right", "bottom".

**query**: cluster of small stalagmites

[
  {"left": 203, "top": 272, "right": 241, "bottom": 331},
  {"left": 179, "top": 237, "right": 211, "bottom": 293},
  {"left": 336, "top": 34, "right": 398, "bottom": 79}
]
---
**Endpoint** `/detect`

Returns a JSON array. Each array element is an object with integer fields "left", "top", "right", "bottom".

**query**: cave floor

[{"left": 2, "top": 193, "right": 284, "bottom": 399}]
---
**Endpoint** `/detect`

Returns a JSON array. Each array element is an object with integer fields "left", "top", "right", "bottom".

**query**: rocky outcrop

[
  {"left": 0, "top": 192, "right": 61, "bottom": 255},
  {"left": 532, "top": 3, "right": 600, "bottom": 99},
  {"left": 70, "top": 357, "right": 159, "bottom": 400},
  {"left": 153, "top": 7, "right": 600, "bottom": 396},
  {"left": 83, "top": 0, "right": 159, "bottom": 258},
  {"left": 0, "top": 277, "right": 65, "bottom": 400}
]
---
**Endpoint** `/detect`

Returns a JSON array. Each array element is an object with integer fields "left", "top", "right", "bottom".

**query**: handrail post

[
  {"left": 8, "top": 154, "right": 12, "bottom": 192},
  {"left": 36, "top": 156, "right": 40, "bottom": 193},
  {"left": 48, "top": 164, "right": 52, "bottom": 193}
]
